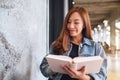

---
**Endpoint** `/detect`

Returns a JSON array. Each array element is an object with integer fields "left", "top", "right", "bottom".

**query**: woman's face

[{"left": 67, "top": 12, "right": 84, "bottom": 38}]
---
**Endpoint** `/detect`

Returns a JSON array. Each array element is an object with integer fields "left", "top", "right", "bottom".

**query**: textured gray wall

[{"left": 0, "top": 0, "right": 47, "bottom": 80}]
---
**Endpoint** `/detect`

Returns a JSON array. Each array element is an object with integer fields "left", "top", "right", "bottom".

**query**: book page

[
  {"left": 46, "top": 55, "right": 72, "bottom": 74},
  {"left": 73, "top": 56, "right": 103, "bottom": 74},
  {"left": 46, "top": 55, "right": 72, "bottom": 62},
  {"left": 73, "top": 56, "right": 102, "bottom": 63}
]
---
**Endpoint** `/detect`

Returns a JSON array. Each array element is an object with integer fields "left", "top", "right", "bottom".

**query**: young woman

[{"left": 40, "top": 7, "right": 107, "bottom": 80}]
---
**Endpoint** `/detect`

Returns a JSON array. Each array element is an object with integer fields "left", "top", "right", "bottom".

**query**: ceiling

[{"left": 73, "top": 0, "right": 120, "bottom": 28}]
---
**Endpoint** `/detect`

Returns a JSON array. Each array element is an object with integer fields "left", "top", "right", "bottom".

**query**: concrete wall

[{"left": 0, "top": 0, "right": 47, "bottom": 80}]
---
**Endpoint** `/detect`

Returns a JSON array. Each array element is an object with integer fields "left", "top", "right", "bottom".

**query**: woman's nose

[{"left": 69, "top": 23, "right": 74, "bottom": 28}]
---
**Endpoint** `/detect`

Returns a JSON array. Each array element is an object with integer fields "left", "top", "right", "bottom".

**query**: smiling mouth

[{"left": 70, "top": 30, "right": 76, "bottom": 33}]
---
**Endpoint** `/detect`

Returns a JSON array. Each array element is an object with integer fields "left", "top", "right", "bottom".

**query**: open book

[{"left": 46, "top": 55, "right": 103, "bottom": 74}]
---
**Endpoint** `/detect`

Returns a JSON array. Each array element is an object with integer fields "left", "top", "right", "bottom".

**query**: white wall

[{"left": 0, "top": 0, "right": 47, "bottom": 80}]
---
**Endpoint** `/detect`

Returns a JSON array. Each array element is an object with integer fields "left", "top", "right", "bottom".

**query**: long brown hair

[{"left": 52, "top": 7, "right": 93, "bottom": 54}]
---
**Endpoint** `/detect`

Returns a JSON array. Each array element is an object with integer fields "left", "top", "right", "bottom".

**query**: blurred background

[{"left": 0, "top": 0, "right": 120, "bottom": 80}]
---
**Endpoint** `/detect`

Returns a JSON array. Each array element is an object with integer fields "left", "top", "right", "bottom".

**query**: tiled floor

[{"left": 107, "top": 51, "right": 120, "bottom": 80}]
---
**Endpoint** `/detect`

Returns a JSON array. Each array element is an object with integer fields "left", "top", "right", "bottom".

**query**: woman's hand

[{"left": 62, "top": 65, "right": 92, "bottom": 80}]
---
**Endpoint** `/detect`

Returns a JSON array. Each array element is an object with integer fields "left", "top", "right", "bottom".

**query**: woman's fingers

[
  {"left": 78, "top": 66, "right": 86, "bottom": 74},
  {"left": 62, "top": 65, "right": 76, "bottom": 77},
  {"left": 62, "top": 65, "right": 87, "bottom": 79}
]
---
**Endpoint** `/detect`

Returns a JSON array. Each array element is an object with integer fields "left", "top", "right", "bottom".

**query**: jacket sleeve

[
  {"left": 90, "top": 42, "right": 107, "bottom": 80},
  {"left": 40, "top": 45, "right": 57, "bottom": 79}
]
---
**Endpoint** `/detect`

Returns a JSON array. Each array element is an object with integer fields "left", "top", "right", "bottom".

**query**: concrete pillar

[
  {"left": 110, "top": 21, "right": 116, "bottom": 52},
  {"left": 64, "top": 0, "right": 69, "bottom": 17},
  {"left": 109, "top": 8, "right": 120, "bottom": 52},
  {"left": 102, "top": 20, "right": 109, "bottom": 44},
  {"left": 100, "top": 23, "right": 105, "bottom": 43},
  {"left": 118, "top": 31, "right": 120, "bottom": 49},
  {"left": 97, "top": 25, "right": 103, "bottom": 42}
]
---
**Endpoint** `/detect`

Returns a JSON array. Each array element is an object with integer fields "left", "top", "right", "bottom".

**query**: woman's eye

[
  {"left": 67, "top": 22, "right": 71, "bottom": 24},
  {"left": 68, "top": 21, "right": 71, "bottom": 23},
  {"left": 75, "top": 22, "right": 79, "bottom": 24}
]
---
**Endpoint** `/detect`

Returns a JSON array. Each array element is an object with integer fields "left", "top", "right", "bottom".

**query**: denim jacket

[{"left": 40, "top": 37, "right": 107, "bottom": 80}]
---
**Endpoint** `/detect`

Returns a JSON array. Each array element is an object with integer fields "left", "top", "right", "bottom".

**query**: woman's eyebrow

[
  {"left": 69, "top": 19, "right": 80, "bottom": 21},
  {"left": 74, "top": 19, "right": 80, "bottom": 21}
]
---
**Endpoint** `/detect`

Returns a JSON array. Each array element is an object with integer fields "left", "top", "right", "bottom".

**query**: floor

[{"left": 107, "top": 51, "right": 120, "bottom": 80}]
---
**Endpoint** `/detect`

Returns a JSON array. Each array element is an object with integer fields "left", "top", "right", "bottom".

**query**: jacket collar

[
  {"left": 83, "top": 37, "right": 92, "bottom": 46},
  {"left": 70, "top": 37, "right": 92, "bottom": 47}
]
